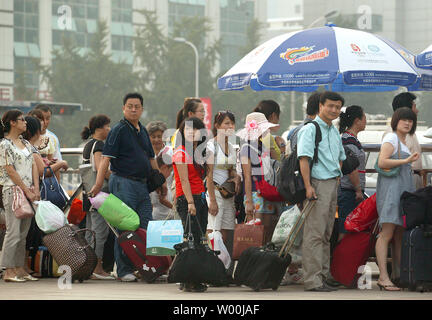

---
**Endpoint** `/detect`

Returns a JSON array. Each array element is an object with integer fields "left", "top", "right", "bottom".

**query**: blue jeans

[{"left": 109, "top": 174, "right": 153, "bottom": 278}]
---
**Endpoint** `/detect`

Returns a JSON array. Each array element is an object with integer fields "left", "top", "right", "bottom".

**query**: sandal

[{"left": 377, "top": 281, "right": 401, "bottom": 291}]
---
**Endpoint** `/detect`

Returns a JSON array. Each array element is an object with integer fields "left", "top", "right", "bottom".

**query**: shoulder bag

[
  {"left": 78, "top": 140, "right": 109, "bottom": 194},
  {"left": 40, "top": 166, "right": 68, "bottom": 209},
  {"left": 374, "top": 138, "right": 401, "bottom": 177}
]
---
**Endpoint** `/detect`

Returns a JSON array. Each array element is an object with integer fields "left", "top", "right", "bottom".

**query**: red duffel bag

[{"left": 344, "top": 193, "right": 378, "bottom": 232}]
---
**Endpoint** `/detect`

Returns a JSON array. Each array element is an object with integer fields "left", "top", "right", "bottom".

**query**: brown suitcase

[{"left": 42, "top": 224, "right": 98, "bottom": 283}]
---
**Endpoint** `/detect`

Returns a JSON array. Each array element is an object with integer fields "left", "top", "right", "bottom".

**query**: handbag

[
  {"left": 12, "top": 186, "right": 34, "bottom": 219},
  {"left": 216, "top": 180, "right": 236, "bottom": 199},
  {"left": 374, "top": 139, "right": 401, "bottom": 177},
  {"left": 40, "top": 167, "right": 68, "bottom": 209},
  {"left": 79, "top": 140, "right": 109, "bottom": 194},
  {"left": 254, "top": 155, "right": 285, "bottom": 202},
  {"left": 167, "top": 213, "right": 230, "bottom": 286},
  {"left": 232, "top": 216, "right": 265, "bottom": 260}
]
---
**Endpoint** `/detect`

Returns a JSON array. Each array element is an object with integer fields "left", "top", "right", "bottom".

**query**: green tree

[{"left": 39, "top": 20, "right": 138, "bottom": 150}]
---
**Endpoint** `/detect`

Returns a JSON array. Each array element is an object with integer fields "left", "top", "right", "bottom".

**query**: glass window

[
  {"left": 28, "top": 15, "right": 38, "bottom": 29},
  {"left": 86, "top": 20, "right": 97, "bottom": 33},
  {"left": 111, "top": 35, "right": 122, "bottom": 50},
  {"left": 87, "top": 6, "right": 98, "bottom": 19},
  {"left": 14, "top": 0, "right": 25, "bottom": 12},
  {"left": 14, "top": 13, "right": 24, "bottom": 27},
  {"left": 25, "top": 30, "right": 38, "bottom": 44},
  {"left": 75, "top": 19, "right": 87, "bottom": 32},
  {"left": 14, "top": 42, "right": 29, "bottom": 57},
  {"left": 14, "top": 28, "right": 24, "bottom": 42},
  {"left": 28, "top": 43, "right": 41, "bottom": 57}
]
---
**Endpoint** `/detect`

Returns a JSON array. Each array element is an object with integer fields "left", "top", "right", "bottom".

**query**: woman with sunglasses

[
  {"left": 205, "top": 111, "right": 240, "bottom": 262},
  {"left": 0, "top": 110, "right": 40, "bottom": 282}
]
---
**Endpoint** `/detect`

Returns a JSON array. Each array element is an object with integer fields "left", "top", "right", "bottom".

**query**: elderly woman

[
  {"left": 146, "top": 121, "right": 174, "bottom": 220},
  {"left": 0, "top": 110, "right": 40, "bottom": 282}
]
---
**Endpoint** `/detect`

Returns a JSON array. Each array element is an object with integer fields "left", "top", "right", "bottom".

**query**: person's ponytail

[
  {"left": 81, "top": 126, "right": 91, "bottom": 140},
  {"left": 339, "top": 105, "right": 364, "bottom": 134}
]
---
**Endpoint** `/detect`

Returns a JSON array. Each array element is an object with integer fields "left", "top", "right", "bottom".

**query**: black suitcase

[
  {"left": 400, "top": 225, "right": 432, "bottom": 292},
  {"left": 233, "top": 244, "right": 291, "bottom": 291},
  {"left": 233, "top": 200, "right": 316, "bottom": 291}
]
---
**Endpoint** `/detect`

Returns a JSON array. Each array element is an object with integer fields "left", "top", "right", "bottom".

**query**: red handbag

[
  {"left": 254, "top": 156, "right": 285, "bottom": 202},
  {"left": 344, "top": 193, "right": 378, "bottom": 232}
]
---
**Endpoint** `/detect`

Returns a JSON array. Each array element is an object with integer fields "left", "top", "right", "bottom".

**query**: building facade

[{"left": 0, "top": 0, "right": 267, "bottom": 100}]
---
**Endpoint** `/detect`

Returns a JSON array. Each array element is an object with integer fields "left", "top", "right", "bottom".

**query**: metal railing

[{"left": 59, "top": 143, "right": 432, "bottom": 191}]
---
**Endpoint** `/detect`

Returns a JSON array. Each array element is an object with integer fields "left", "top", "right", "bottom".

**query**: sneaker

[
  {"left": 190, "top": 283, "right": 208, "bottom": 292},
  {"left": 120, "top": 273, "right": 137, "bottom": 282}
]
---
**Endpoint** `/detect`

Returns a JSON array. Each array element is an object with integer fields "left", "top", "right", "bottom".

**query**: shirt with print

[
  {"left": 172, "top": 145, "right": 205, "bottom": 198},
  {"left": 297, "top": 115, "right": 346, "bottom": 180},
  {"left": 340, "top": 132, "right": 366, "bottom": 190},
  {"left": 0, "top": 138, "right": 34, "bottom": 190}
]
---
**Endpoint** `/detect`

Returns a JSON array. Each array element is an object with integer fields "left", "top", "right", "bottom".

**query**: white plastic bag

[
  {"left": 208, "top": 230, "right": 231, "bottom": 269},
  {"left": 35, "top": 200, "right": 68, "bottom": 234},
  {"left": 271, "top": 205, "right": 304, "bottom": 247}
]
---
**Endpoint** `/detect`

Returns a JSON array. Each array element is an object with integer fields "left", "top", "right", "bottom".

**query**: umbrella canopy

[
  {"left": 218, "top": 26, "right": 423, "bottom": 92},
  {"left": 415, "top": 44, "right": 432, "bottom": 69}
]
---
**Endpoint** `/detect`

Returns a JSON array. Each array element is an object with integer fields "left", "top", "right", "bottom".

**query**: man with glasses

[{"left": 90, "top": 92, "right": 166, "bottom": 282}]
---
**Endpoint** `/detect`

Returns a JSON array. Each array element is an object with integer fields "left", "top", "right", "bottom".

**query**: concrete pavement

[{"left": 0, "top": 278, "right": 431, "bottom": 300}]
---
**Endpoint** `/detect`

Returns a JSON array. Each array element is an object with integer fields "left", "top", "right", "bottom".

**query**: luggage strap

[{"left": 278, "top": 200, "right": 316, "bottom": 258}]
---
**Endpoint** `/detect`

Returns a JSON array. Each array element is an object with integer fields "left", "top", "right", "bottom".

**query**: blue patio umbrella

[
  {"left": 218, "top": 26, "right": 424, "bottom": 92},
  {"left": 415, "top": 44, "right": 432, "bottom": 69}
]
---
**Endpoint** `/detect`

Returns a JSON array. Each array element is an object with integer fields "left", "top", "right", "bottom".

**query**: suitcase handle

[{"left": 278, "top": 200, "right": 316, "bottom": 258}]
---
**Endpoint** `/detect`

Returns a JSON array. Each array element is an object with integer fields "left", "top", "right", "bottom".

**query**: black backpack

[
  {"left": 276, "top": 121, "right": 321, "bottom": 204},
  {"left": 341, "top": 145, "right": 360, "bottom": 175}
]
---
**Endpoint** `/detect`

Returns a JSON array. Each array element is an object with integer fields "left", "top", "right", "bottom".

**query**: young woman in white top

[
  {"left": 375, "top": 107, "right": 419, "bottom": 291},
  {"left": 0, "top": 110, "right": 40, "bottom": 282},
  {"left": 206, "top": 111, "right": 240, "bottom": 248}
]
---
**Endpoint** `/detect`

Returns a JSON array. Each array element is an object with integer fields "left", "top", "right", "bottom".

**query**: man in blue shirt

[
  {"left": 297, "top": 91, "right": 346, "bottom": 292},
  {"left": 90, "top": 92, "right": 166, "bottom": 282}
]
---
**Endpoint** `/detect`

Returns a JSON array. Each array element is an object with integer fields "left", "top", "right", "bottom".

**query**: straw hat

[{"left": 236, "top": 112, "right": 279, "bottom": 141}]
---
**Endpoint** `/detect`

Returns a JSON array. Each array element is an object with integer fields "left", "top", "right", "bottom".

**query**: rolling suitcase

[
  {"left": 107, "top": 224, "right": 171, "bottom": 283},
  {"left": 330, "top": 221, "right": 379, "bottom": 288},
  {"left": 42, "top": 225, "right": 98, "bottom": 283},
  {"left": 400, "top": 225, "right": 432, "bottom": 292},
  {"left": 234, "top": 200, "right": 316, "bottom": 291}
]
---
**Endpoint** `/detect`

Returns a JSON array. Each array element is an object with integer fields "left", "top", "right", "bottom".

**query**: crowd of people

[{"left": 0, "top": 90, "right": 423, "bottom": 293}]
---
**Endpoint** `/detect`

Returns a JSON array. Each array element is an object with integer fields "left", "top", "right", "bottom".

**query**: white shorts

[{"left": 206, "top": 190, "right": 236, "bottom": 231}]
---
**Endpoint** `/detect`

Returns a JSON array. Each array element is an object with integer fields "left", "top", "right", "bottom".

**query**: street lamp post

[{"left": 174, "top": 37, "right": 199, "bottom": 98}]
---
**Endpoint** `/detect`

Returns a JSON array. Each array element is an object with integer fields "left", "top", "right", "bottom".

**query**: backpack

[
  {"left": 276, "top": 121, "right": 321, "bottom": 204},
  {"left": 341, "top": 145, "right": 360, "bottom": 175}
]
